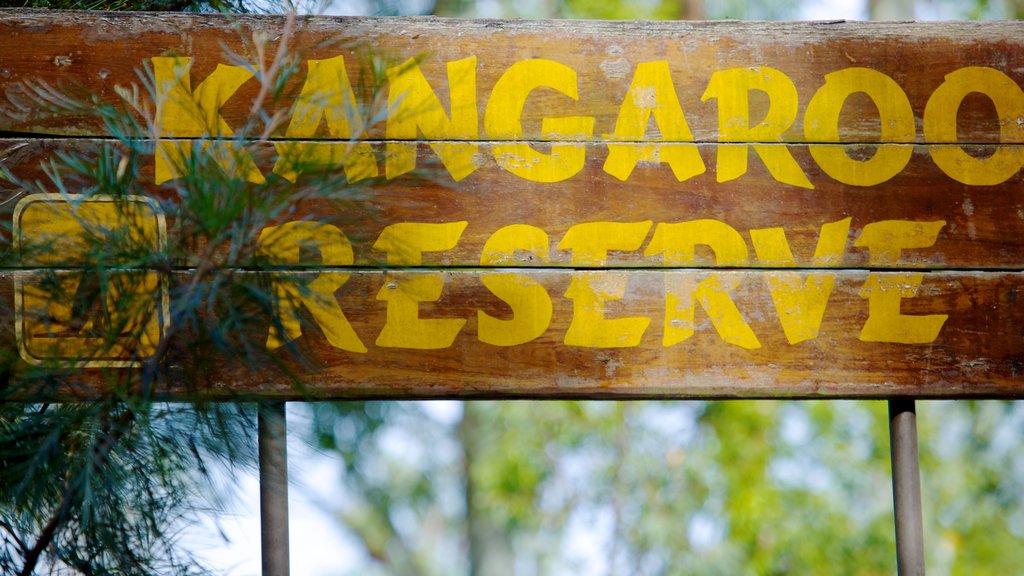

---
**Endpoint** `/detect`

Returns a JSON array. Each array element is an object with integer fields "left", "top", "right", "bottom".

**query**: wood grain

[
  {"left": 2, "top": 12, "right": 1023, "bottom": 143},
  {"left": 2, "top": 269, "right": 1023, "bottom": 400},
  {"left": 1, "top": 138, "right": 1021, "bottom": 269},
  {"left": 3, "top": 12, "right": 1024, "bottom": 399}
]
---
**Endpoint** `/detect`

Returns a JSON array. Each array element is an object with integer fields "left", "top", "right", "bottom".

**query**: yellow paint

[
  {"left": 151, "top": 57, "right": 264, "bottom": 184},
  {"left": 257, "top": 222, "right": 367, "bottom": 353},
  {"left": 20, "top": 271, "right": 163, "bottom": 364},
  {"left": 376, "top": 274, "right": 467, "bottom": 349},
  {"left": 644, "top": 219, "right": 748, "bottom": 266},
  {"left": 13, "top": 194, "right": 168, "bottom": 367},
  {"left": 702, "top": 67, "right": 813, "bottom": 189},
  {"left": 372, "top": 222, "right": 469, "bottom": 348},
  {"left": 750, "top": 218, "right": 851, "bottom": 344},
  {"left": 386, "top": 57, "right": 478, "bottom": 182},
  {"left": 859, "top": 273, "right": 948, "bottom": 343},
  {"left": 603, "top": 61, "right": 705, "bottom": 182},
  {"left": 644, "top": 220, "right": 758, "bottom": 348},
  {"left": 486, "top": 59, "right": 595, "bottom": 183},
  {"left": 478, "top": 225, "right": 553, "bottom": 346},
  {"left": 661, "top": 275, "right": 761, "bottom": 349},
  {"left": 557, "top": 221, "right": 652, "bottom": 266},
  {"left": 853, "top": 220, "right": 945, "bottom": 266},
  {"left": 805, "top": 68, "right": 914, "bottom": 186},
  {"left": 564, "top": 273, "right": 650, "bottom": 347},
  {"left": 853, "top": 220, "right": 947, "bottom": 343},
  {"left": 16, "top": 196, "right": 163, "bottom": 264},
  {"left": 925, "top": 67, "right": 1024, "bottom": 185},
  {"left": 372, "top": 221, "right": 468, "bottom": 265},
  {"left": 273, "top": 56, "right": 377, "bottom": 183},
  {"left": 557, "top": 222, "right": 650, "bottom": 347}
]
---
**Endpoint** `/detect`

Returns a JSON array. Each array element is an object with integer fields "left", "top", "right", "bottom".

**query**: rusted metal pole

[
  {"left": 259, "top": 402, "right": 290, "bottom": 576},
  {"left": 889, "top": 399, "right": 925, "bottom": 576}
]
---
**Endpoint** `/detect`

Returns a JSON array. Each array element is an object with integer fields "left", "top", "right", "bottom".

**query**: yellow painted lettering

[
  {"left": 559, "top": 222, "right": 651, "bottom": 347},
  {"left": 853, "top": 220, "right": 946, "bottom": 266},
  {"left": 662, "top": 274, "right": 760, "bottom": 349},
  {"left": 257, "top": 222, "right": 366, "bottom": 353},
  {"left": 376, "top": 274, "right": 467, "bottom": 349},
  {"left": 805, "top": 68, "right": 914, "bottom": 186},
  {"left": 373, "top": 222, "right": 468, "bottom": 348},
  {"left": 478, "top": 225, "right": 553, "bottom": 346},
  {"left": 750, "top": 218, "right": 851, "bottom": 344},
  {"left": 372, "top": 222, "right": 468, "bottom": 265},
  {"left": 564, "top": 274, "right": 649, "bottom": 348},
  {"left": 854, "top": 220, "right": 948, "bottom": 343},
  {"left": 273, "top": 56, "right": 376, "bottom": 183},
  {"left": 386, "top": 57, "right": 478, "bottom": 182},
  {"left": 645, "top": 220, "right": 759, "bottom": 348},
  {"left": 702, "top": 66, "right": 812, "bottom": 189},
  {"left": 924, "top": 67, "right": 1024, "bottom": 185},
  {"left": 859, "top": 273, "right": 948, "bottom": 343},
  {"left": 151, "top": 57, "right": 264, "bottom": 184},
  {"left": 603, "top": 61, "right": 705, "bottom": 182},
  {"left": 486, "top": 59, "right": 595, "bottom": 183},
  {"left": 557, "top": 221, "right": 652, "bottom": 266},
  {"left": 644, "top": 220, "right": 748, "bottom": 266}
]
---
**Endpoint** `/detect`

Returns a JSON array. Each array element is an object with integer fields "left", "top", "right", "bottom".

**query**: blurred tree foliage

[
  {"left": 311, "top": 399, "right": 1024, "bottom": 576},
  {"left": 432, "top": 0, "right": 798, "bottom": 19}
]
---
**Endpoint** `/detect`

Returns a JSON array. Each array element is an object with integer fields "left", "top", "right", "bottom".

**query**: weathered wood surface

[
  {"left": 4, "top": 269, "right": 1024, "bottom": 400},
  {"left": 3, "top": 12, "right": 1024, "bottom": 399},
  {"left": 2, "top": 138, "right": 1022, "bottom": 269},
  {"left": 1, "top": 12, "right": 1023, "bottom": 143}
]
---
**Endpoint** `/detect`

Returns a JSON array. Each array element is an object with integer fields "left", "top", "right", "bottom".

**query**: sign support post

[
  {"left": 889, "top": 399, "right": 925, "bottom": 576},
  {"left": 259, "top": 402, "right": 290, "bottom": 576}
]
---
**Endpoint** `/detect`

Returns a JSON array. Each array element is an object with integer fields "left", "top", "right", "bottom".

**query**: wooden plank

[
  {"left": 2, "top": 12, "right": 1024, "bottom": 144},
  {"left": 4, "top": 12, "right": 1024, "bottom": 400},
  {"left": 3, "top": 138, "right": 1022, "bottom": 270},
  {"left": 3, "top": 269, "right": 1023, "bottom": 400}
]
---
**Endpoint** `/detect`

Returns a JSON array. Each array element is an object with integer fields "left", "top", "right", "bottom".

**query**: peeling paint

[
  {"left": 962, "top": 197, "right": 974, "bottom": 216},
  {"left": 600, "top": 57, "right": 630, "bottom": 80}
]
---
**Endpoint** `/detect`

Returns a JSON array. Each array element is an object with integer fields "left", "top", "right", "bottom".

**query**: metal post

[
  {"left": 889, "top": 399, "right": 925, "bottom": 576},
  {"left": 259, "top": 402, "right": 290, "bottom": 576}
]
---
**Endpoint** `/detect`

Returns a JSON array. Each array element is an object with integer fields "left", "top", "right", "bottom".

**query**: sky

[
  {"left": 800, "top": 0, "right": 865, "bottom": 19},
  {"left": 188, "top": 401, "right": 463, "bottom": 575}
]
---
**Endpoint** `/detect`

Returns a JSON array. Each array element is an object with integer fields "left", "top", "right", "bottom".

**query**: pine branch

[
  {"left": 0, "top": 520, "right": 28, "bottom": 557},
  {"left": 19, "top": 407, "right": 137, "bottom": 576},
  {"left": 19, "top": 481, "right": 75, "bottom": 576}
]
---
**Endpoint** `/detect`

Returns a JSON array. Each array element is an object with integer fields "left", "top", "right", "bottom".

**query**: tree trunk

[
  {"left": 461, "top": 402, "right": 516, "bottom": 576},
  {"left": 869, "top": 0, "right": 914, "bottom": 20},
  {"left": 680, "top": 0, "right": 705, "bottom": 19}
]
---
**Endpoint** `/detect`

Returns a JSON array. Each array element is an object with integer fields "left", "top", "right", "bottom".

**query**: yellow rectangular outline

[{"left": 13, "top": 193, "right": 170, "bottom": 368}]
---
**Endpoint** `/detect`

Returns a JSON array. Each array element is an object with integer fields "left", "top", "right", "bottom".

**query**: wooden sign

[{"left": 3, "top": 11, "right": 1024, "bottom": 398}]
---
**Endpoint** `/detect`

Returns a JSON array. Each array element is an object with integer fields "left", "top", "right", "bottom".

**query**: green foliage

[
  {"left": 0, "top": 402, "right": 255, "bottom": 575},
  {"left": 0, "top": 11, "right": 388, "bottom": 574},
  {"left": 309, "top": 399, "right": 1024, "bottom": 575},
  {"left": 434, "top": 0, "right": 800, "bottom": 20}
]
